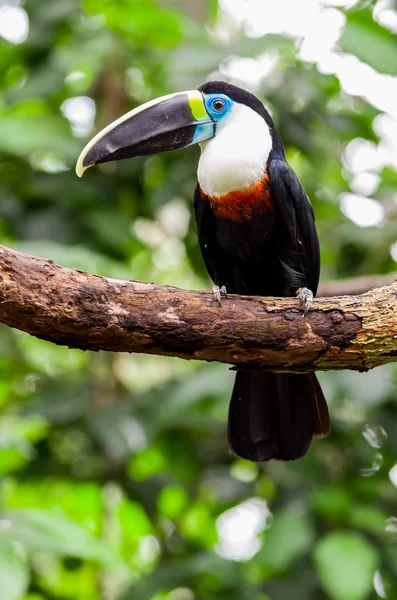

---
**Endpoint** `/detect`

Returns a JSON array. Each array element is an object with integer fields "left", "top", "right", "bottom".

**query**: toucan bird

[{"left": 76, "top": 81, "right": 330, "bottom": 461}]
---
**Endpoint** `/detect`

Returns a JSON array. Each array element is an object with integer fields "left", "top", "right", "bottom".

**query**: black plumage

[
  {"left": 76, "top": 78, "right": 330, "bottom": 461},
  {"left": 194, "top": 82, "right": 330, "bottom": 461}
]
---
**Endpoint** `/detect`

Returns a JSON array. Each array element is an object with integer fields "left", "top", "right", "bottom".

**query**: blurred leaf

[
  {"left": 2, "top": 480, "right": 104, "bottom": 532},
  {"left": 314, "top": 531, "right": 378, "bottom": 600},
  {"left": 1, "top": 509, "right": 126, "bottom": 570},
  {"left": 348, "top": 504, "right": 387, "bottom": 534},
  {"left": 311, "top": 485, "right": 351, "bottom": 519},
  {"left": 0, "top": 416, "right": 49, "bottom": 475},
  {"left": 339, "top": 9, "right": 397, "bottom": 75},
  {"left": 23, "top": 380, "right": 92, "bottom": 424},
  {"left": 83, "top": 0, "right": 182, "bottom": 47},
  {"left": 128, "top": 445, "right": 167, "bottom": 481},
  {"left": 157, "top": 485, "right": 189, "bottom": 520},
  {"left": 0, "top": 108, "right": 78, "bottom": 160},
  {"left": 0, "top": 540, "right": 29, "bottom": 600},
  {"left": 14, "top": 330, "right": 87, "bottom": 376},
  {"left": 256, "top": 507, "right": 314, "bottom": 571},
  {"left": 179, "top": 503, "right": 217, "bottom": 546},
  {"left": 14, "top": 241, "right": 131, "bottom": 279},
  {"left": 118, "top": 499, "right": 153, "bottom": 538}
]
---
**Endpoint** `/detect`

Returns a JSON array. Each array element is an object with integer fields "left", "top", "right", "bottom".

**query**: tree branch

[{"left": 0, "top": 244, "right": 396, "bottom": 373}]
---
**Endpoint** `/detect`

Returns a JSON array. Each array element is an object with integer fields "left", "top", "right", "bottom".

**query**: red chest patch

[{"left": 201, "top": 172, "right": 274, "bottom": 222}]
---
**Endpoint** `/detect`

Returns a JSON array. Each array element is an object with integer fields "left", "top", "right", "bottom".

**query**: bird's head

[{"left": 76, "top": 82, "right": 284, "bottom": 196}]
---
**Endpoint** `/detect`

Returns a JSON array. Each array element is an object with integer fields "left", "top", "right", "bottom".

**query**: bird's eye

[{"left": 212, "top": 98, "right": 225, "bottom": 112}]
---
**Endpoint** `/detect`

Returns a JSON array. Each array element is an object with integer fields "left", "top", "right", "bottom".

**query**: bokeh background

[{"left": 1, "top": 0, "right": 397, "bottom": 598}]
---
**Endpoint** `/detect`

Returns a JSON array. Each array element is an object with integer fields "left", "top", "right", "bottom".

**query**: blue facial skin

[
  {"left": 192, "top": 93, "right": 233, "bottom": 144},
  {"left": 203, "top": 93, "right": 233, "bottom": 122},
  {"left": 192, "top": 123, "right": 215, "bottom": 144}
]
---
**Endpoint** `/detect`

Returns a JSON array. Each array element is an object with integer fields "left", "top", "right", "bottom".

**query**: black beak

[{"left": 76, "top": 90, "right": 215, "bottom": 177}]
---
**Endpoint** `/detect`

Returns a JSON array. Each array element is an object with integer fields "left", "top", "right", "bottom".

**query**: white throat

[{"left": 197, "top": 103, "right": 272, "bottom": 197}]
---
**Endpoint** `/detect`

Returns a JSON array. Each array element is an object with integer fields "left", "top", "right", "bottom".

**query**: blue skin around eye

[{"left": 203, "top": 93, "right": 233, "bottom": 122}]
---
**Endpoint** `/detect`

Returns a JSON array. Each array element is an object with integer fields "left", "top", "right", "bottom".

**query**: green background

[{"left": 1, "top": 0, "right": 397, "bottom": 598}]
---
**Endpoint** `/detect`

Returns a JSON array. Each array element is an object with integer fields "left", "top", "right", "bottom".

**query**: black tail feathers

[{"left": 227, "top": 371, "right": 330, "bottom": 462}]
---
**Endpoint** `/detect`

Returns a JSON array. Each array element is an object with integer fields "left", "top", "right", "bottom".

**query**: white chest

[{"left": 197, "top": 103, "right": 272, "bottom": 198}]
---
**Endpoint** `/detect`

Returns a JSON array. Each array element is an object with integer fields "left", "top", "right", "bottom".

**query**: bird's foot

[
  {"left": 296, "top": 287, "right": 313, "bottom": 316},
  {"left": 212, "top": 285, "right": 227, "bottom": 307}
]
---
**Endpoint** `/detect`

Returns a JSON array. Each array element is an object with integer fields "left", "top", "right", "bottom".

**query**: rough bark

[{"left": 0, "top": 244, "right": 396, "bottom": 373}]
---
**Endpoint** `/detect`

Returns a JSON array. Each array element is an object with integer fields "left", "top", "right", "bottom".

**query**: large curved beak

[{"left": 76, "top": 90, "right": 215, "bottom": 177}]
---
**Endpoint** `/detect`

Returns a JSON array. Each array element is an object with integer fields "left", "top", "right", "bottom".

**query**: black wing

[
  {"left": 268, "top": 158, "right": 320, "bottom": 295},
  {"left": 193, "top": 184, "right": 218, "bottom": 284}
]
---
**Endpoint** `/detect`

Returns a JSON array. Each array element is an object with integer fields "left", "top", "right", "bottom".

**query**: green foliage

[
  {"left": 1, "top": 0, "right": 397, "bottom": 598},
  {"left": 340, "top": 9, "right": 397, "bottom": 75},
  {"left": 0, "top": 541, "right": 29, "bottom": 600},
  {"left": 257, "top": 507, "right": 314, "bottom": 572},
  {"left": 1, "top": 509, "right": 126, "bottom": 568},
  {"left": 314, "top": 531, "right": 379, "bottom": 600}
]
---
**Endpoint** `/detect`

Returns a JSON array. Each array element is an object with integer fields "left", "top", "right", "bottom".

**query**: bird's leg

[
  {"left": 212, "top": 285, "right": 228, "bottom": 307},
  {"left": 296, "top": 287, "right": 313, "bottom": 317}
]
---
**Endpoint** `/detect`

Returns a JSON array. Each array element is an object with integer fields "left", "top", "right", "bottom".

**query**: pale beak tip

[{"left": 75, "top": 157, "right": 87, "bottom": 178}]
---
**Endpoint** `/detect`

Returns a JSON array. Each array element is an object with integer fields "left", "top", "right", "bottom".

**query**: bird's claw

[
  {"left": 296, "top": 287, "right": 313, "bottom": 316},
  {"left": 212, "top": 285, "right": 227, "bottom": 307}
]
